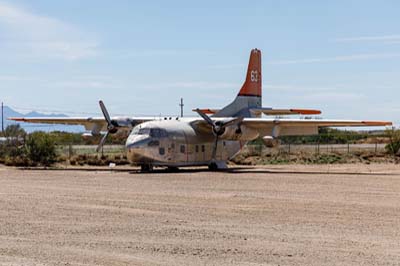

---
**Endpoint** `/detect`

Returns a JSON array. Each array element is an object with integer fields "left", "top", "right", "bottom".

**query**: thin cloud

[
  {"left": 208, "top": 64, "right": 245, "bottom": 69},
  {"left": 267, "top": 53, "right": 400, "bottom": 65},
  {"left": 52, "top": 80, "right": 122, "bottom": 90},
  {"left": 0, "top": 75, "right": 19, "bottom": 81},
  {"left": 107, "top": 49, "right": 214, "bottom": 58},
  {"left": 0, "top": 2, "right": 98, "bottom": 60},
  {"left": 265, "top": 84, "right": 337, "bottom": 92},
  {"left": 335, "top": 35, "right": 400, "bottom": 43},
  {"left": 296, "top": 92, "right": 366, "bottom": 101},
  {"left": 141, "top": 81, "right": 240, "bottom": 91}
]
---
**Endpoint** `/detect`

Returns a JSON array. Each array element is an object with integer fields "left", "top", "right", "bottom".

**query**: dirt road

[{"left": 0, "top": 164, "right": 400, "bottom": 265}]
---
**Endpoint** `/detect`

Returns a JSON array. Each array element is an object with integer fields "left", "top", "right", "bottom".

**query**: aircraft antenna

[{"left": 179, "top": 98, "right": 184, "bottom": 117}]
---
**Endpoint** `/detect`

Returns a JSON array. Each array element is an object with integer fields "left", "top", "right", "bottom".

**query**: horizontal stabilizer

[
  {"left": 192, "top": 109, "right": 219, "bottom": 114},
  {"left": 250, "top": 108, "right": 321, "bottom": 116}
]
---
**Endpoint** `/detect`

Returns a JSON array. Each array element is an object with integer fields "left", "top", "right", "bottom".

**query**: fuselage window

[
  {"left": 180, "top": 145, "right": 185, "bottom": 153},
  {"left": 201, "top": 145, "right": 205, "bottom": 152},
  {"left": 159, "top": 147, "right": 165, "bottom": 155},
  {"left": 195, "top": 145, "right": 199, "bottom": 153}
]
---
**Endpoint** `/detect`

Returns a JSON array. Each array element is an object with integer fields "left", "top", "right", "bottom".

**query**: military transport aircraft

[{"left": 10, "top": 49, "right": 392, "bottom": 171}]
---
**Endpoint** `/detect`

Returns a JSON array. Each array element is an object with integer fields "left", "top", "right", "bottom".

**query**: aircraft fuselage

[{"left": 126, "top": 118, "right": 244, "bottom": 169}]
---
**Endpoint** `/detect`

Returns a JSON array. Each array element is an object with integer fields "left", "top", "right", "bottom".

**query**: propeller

[
  {"left": 194, "top": 109, "right": 243, "bottom": 161},
  {"left": 96, "top": 100, "right": 119, "bottom": 152}
]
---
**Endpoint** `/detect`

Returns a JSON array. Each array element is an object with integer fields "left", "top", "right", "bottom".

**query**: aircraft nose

[
  {"left": 126, "top": 135, "right": 150, "bottom": 149},
  {"left": 126, "top": 135, "right": 152, "bottom": 162}
]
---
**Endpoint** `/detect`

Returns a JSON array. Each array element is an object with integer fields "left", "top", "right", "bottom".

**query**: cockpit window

[
  {"left": 132, "top": 127, "right": 167, "bottom": 137},
  {"left": 132, "top": 127, "right": 150, "bottom": 135},
  {"left": 139, "top": 128, "right": 151, "bottom": 135},
  {"left": 150, "top": 128, "right": 168, "bottom": 138}
]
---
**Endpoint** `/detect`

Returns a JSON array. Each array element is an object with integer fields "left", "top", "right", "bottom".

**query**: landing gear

[
  {"left": 208, "top": 161, "right": 228, "bottom": 171},
  {"left": 166, "top": 166, "right": 179, "bottom": 172},
  {"left": 208, "top": 162, "right": 219, "bottom": 171},
  {"left": 140, "top": 164, "right": 153, "bottom": 172}
]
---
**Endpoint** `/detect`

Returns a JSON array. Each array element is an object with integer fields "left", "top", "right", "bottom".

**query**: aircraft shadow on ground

[
  {"left": 129, "top": 167, "right": 397, "bottom": 176},
  {"left": 17, "top": 166, "right": 398, "bottom": 176}
]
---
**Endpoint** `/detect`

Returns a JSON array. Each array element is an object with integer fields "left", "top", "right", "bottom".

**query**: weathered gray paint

[{"left": 126, "top": 119, "right": 242, "bottom": 167}]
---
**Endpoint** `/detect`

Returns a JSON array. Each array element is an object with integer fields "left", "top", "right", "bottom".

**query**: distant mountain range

[{"left": 1, "top": 106, "right": 84, "bottom": 133}]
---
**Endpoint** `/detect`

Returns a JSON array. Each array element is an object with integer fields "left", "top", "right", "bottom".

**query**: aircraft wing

[
  {"left": 193, "top": 108, "right": 321, "bottom": 116},
  {"left": 8, "top": 116, "right": 154, "bottom": 134},
  {"left": 250, "top": 108, "right": 321, "bottom": 116},
  {"left": 241, "top": 118, "right": 392, "bottom": 136},
  {"left": 193, "top": 117, "right": 392, "bottom": 137}
]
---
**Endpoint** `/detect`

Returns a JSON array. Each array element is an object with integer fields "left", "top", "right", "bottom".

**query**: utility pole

[
  {"left": 179, "top": 98, "right": 184, "bottom": 117},
  {"left": 1, "top": 102, "right": 4, "bottom": 134}
]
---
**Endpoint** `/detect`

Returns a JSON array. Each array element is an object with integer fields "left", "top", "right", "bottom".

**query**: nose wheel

[
  {"left": 166, "top": 166, "right": 179, "bottom": 172},
  {"left": 140, "top": 164, "right": 153, "bottom": 172}
]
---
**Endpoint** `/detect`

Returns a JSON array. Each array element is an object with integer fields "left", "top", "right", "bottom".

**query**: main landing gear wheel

[
  {"left": 208, "top": 162, "right": 219, "bottom": 171},
  {"left": 140, "top": 164, "right": 153, "bottom": 172},
  {"left": 166, "top": 166, "right": 179, "bottom": 172},
  {"left": 208, "top": 161, "right": 228, "bottom": 171}
]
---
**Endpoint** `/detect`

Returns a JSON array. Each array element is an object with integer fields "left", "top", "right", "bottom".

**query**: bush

[
  {"left": 0, "top": 140, "right": 29, "bottom": 166},
  {"left": 3, "top": 124, "right": 26, "bottom": 139},
  {"left": 4, "top": 155, "right": 32, "bottom": 167},
  {"left": 385, "top": 128, "right": 400, "bottom": 156},
  {"left": 25, "top": 132, "right": 57, "bottom": 166}
]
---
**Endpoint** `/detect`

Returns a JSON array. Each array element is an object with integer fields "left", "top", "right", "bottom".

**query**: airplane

[{"left": 10, "top": 49, "right": 392, "bottom": 172}]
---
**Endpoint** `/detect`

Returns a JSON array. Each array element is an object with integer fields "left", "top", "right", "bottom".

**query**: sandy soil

[{"left": 0, "top": 164, "right": 400, "bottom": 266}]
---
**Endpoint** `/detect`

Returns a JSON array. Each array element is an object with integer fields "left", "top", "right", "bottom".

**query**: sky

[{"left": 0, "top": 0, "right": 399, "bottom": 125}]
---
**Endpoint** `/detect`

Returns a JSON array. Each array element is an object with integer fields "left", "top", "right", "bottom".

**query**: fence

[
  {"left": 57, "top": 145, "right": 125, "bottom": 158},
  {"left": 245, "top": 143, "right": 387, "bottom": 156},
  {"left": 57, "top": 143, "right": 388, "bottom": 159}
]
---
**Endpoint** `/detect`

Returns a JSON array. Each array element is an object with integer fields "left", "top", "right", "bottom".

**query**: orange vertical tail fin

[
  {"left": 213, "top": 49, "right": 262, "bottom": 118},
  {"left": 238, "top": 49, "right": 262, "bottom": 97}
]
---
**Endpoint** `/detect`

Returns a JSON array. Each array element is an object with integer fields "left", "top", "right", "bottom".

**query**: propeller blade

[
  {"left": 221, "top": 116, "right": 244, "bottom": 128},
  {"left": 99, "top": 100, "right": 119, "bottom": 134},
  {"left": 196, "top": 110, "right": 243, "bottom": 152},
  {"left": 211, "top": 135, "right": 219, "bottom": 160},
  {"left": 194, "top": 108, "right": 215, "bottom": 126},
  {"left": 99, "top": 100, "right": 112, "bottom": 125},
  {"left": 96, "top": 132, "right": 109, "bottom": 153}
]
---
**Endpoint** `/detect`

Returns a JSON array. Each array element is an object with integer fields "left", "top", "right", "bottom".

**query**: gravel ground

[{"left": 0, "top": 164, "right": 400, "bottom": 266}]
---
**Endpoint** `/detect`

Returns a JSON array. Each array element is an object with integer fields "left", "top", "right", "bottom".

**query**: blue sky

[{"left": 0, "top": 0, "right": 399, "bottom": 125}]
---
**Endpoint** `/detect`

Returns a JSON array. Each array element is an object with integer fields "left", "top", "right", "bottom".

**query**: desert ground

[{"left": 0, "top": 164, "right": 400, "bottom": 266}]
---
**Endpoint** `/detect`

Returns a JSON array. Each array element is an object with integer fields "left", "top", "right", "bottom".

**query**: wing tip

[
  {"left": 291, "top": 109, "right": 322, "bottom": 115},
  {"left": 7, "top": 117, "right": 26, "bottom": 122},
  {"left": 361, "top": 121, "right": 393, "bottom": 126},
  {"left": 192, "top": 109, "right": 217, "bottom": 114}
]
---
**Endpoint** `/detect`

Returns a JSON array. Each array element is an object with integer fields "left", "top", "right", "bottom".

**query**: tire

[
  {"left": 166, "top": 166, "right": 179, "bottom": 172},
  {"left": 208, "top": 162, "right": 218, "bottom": 171},
  {"left": 140, "top": 164, "right": 153, "bottom": 172}
]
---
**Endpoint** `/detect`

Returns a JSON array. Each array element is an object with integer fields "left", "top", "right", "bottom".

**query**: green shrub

[
  {"left": 0, "top": 141, "right": 30, "bottom": 166},
  {"left": 385, "top": 128, "right": 400, "bottom": 155},
  {"left": 4, "top": 156, "right": 32, "bottom": 167},
  {"left": 25, "top": 132, "right": 57, "bottom": 166}
]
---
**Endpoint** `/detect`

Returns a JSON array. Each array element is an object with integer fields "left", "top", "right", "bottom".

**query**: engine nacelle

[
  {"left": 82, "top": 132, "right": 93, "bottom": 139},
  {"left": 262, "top": 136, "right": 280, "bottom": 148},
  {"left": 219, "top": 125, "right": 259, "bottom": 141}
]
